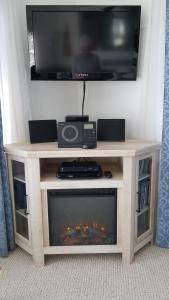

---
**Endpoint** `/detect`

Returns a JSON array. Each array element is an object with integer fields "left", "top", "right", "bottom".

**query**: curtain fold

[
  {"left": 156, "top": 0, "right": 169, "bottom": 248},
  {"left": 0, "top": 0, "right": 30, "bottom": 256},
  {"left": 137, "top": 0, "right": 165, "bottom": 141},
  {"left": 0, "top": 0, "right": 31, "bottom": 144},
  {"left": 0, "top": 107, "right": 15, "bottom": 256}
]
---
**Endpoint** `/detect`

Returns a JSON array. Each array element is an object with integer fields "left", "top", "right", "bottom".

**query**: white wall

[{"left": 23, "top": 0, "right": 165, "bottom": 141}]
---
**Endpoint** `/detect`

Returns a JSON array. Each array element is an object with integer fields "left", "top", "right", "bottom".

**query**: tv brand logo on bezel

[{"left": 79, "top": 73, "right": 88, "bottom": 77}]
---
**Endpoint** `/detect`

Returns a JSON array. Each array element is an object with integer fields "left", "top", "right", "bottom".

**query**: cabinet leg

[
  {"left": 122, "top": 157, "right": 136, "bottom": 265},
  {"left": 32, "top": 252, "right": 45, "bottom": 267},
  {"left": 122, "top": 251, "right": 134, "bottom": 264},
  {"left": 27, "top": 158, "right": 44, "bottom": 267}
]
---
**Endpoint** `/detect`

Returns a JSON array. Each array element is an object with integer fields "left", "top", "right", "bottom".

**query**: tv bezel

[{"left": 26, "top": 5, "right": 141, "bottom": 81}]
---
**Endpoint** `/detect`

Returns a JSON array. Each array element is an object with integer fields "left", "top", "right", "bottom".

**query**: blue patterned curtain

[
  {"left": 0, "top": 107, "right": 15, "bottom": 256},
  {"left": 156, "top": 2, "right": 169, "bottom": 248}
]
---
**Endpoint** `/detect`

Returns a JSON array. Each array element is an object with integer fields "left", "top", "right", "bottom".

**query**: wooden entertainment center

[{"left": 5, "top": 140, "right": 160, "bottom": 266}]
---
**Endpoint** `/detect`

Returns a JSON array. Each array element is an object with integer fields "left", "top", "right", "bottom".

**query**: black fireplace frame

[{"left": 47, "top": 188, "right": 117, "bottom": 246}]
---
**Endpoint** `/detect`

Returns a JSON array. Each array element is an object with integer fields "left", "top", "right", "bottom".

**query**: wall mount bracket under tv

[{"left": 26, "top": 5, "right": 141, "bottom": 81}]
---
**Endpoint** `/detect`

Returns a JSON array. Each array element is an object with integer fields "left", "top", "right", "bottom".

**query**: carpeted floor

[{"left": 0, "top": 245, "right": 169, "bottom": 300}]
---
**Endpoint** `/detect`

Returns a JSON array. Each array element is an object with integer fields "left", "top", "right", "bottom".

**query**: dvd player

[{"left": 57, "top": 161, "right": 103, "bottom": 179}]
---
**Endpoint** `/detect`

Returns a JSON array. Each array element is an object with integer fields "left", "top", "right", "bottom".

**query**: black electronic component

[
  {"left": 65, "top": 115, "right": 89, "bottom": 122},
  {"left": 97, "top": 119, "right": 125, "bottom": 142},
  {"left": 57, "top": 161, "right": 103, "bottom": 179},
  {"left": 29, "top": 120, "right": 57, "bottom": 143},
  {"left": 104, "top": 171, "right": 113, "bottom": 179}
]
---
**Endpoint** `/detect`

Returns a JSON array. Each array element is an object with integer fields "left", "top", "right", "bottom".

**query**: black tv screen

[{"left": 26, "top": 6, "right": 141, "bottom": 81}]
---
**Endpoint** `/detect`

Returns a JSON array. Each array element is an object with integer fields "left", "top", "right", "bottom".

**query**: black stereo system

[
  {"left": 28, "top": 118, "right": 125, "bottom": 146},
  {"left": 58, "top": 121, "right": 97, "bottom": 149},
  {"left": 57, "top": 161, "right": 102, "bottom": 179}
]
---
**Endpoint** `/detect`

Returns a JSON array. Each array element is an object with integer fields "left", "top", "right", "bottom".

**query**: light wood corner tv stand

[{"left": 5, "top": 140, "right": 160, "bottom": 266}]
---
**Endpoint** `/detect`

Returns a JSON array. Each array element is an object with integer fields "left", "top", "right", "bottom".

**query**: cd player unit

[
  {"left": 58, "top": 121, "right": 97, "bottom": 149},
  {"left": 57, "top": 161, "right": 103, "bottom": 179}
]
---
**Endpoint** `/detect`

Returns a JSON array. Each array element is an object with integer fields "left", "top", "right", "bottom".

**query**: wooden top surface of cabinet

[{"left": 5, "top": 140, "right": 160, "bottom": 158}]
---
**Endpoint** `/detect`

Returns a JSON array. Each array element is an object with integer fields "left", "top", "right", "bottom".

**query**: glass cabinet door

[
  {"left": 136, "top": 157, "right": 152, "bottom": 238},
  {"left": 11, "top": 160, "right": 29, "bottom": 240}
]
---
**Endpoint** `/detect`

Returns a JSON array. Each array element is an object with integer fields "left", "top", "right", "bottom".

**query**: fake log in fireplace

[{"left": 48, "top": 189, "right": 117, "bottom": 246}]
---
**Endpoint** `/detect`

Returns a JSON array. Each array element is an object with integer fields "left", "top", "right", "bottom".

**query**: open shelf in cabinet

[{"left": 40, "top": 157, "right": 123, "bottom": 189}]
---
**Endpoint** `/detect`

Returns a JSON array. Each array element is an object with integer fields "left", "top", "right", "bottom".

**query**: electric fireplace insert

[{"left": 48, "top": 188, "right": 117, "bottom": 246}]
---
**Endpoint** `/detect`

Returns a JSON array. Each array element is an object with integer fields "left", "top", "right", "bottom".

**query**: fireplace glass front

[{"left": 48, "top": 189, "right": 117, "bottom": 246}]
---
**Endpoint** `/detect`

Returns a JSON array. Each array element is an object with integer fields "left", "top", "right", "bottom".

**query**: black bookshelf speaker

[
  {"left": 29, "top": 120, "right": 57, "bottom": 143},
  {"left": 97, "top": 119, "right": 125, "bottom": 142}
]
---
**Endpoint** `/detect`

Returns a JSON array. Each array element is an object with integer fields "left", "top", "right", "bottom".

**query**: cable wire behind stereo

[{"left": 82, "top": 81, "right": 86, "bottom": 116}]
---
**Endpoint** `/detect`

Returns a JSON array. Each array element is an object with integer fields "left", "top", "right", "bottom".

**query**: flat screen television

[{"left": 26, "top": 5, "right": 141, "bottom": 81}]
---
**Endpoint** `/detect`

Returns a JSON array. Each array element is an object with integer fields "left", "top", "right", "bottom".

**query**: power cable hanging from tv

[{"left": 82, "top": 81, "right": 86, "bottom": 116}]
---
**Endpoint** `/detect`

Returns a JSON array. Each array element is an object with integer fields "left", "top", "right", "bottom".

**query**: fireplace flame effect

[{"left": 59, "top": 223, "right": 113, "bottom": 246}]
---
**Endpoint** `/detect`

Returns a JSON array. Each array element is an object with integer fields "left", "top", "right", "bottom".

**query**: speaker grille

[
  {"left": 62, "top": 125, "right": 79, "bottom": 142},
  {"left": 97, "top": 119, "right": 125, "bottom": 141}
]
